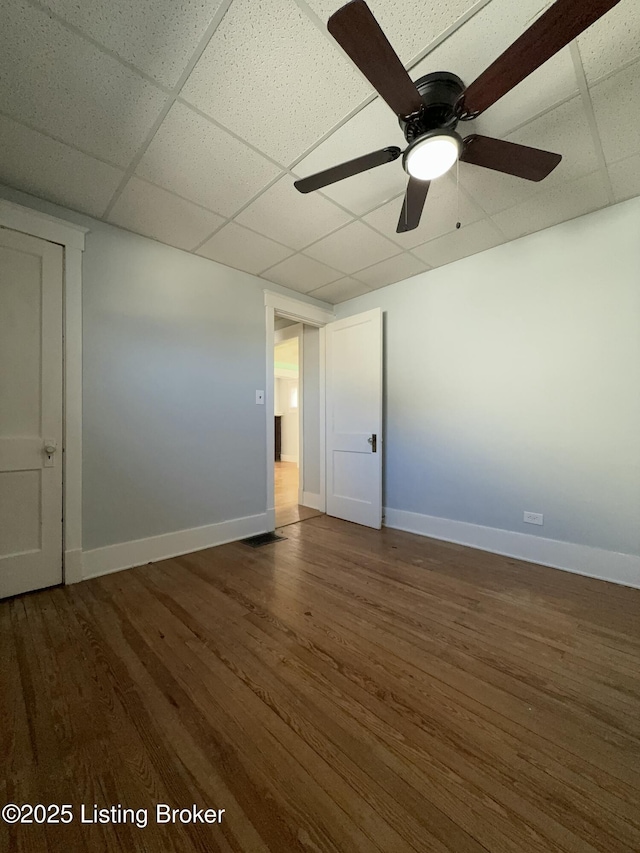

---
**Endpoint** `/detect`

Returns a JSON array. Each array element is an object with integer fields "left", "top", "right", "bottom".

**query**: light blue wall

[
  {"left": 0, "top": 184, "right": 331, "bottom": 550},
  {"left": 336, "top": 198, "right": 640, "bottom": 557}
]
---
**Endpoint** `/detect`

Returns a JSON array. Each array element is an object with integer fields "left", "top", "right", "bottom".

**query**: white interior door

[
  {"left": 0, "top": 227, "right": 63, "bottom": 598},
  {"left": 326, "top": 307, "right": 382, "bottom": 529}
]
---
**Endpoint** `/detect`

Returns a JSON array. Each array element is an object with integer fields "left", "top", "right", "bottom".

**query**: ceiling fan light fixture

[{"left": 403, "top": 130, "right": 462, "bottom": 181}]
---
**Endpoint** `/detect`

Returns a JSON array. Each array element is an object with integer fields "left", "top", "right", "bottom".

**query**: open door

[
  {"left": 325, "top": 308, "right": 382, "bottom": 529},
  {"left": 0, "top": 227, "right": 63, "bottom": 598}
]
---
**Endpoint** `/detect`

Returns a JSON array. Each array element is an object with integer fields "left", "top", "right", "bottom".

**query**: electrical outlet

[
  {"left": 255, "top": 390, "right": 264, "bottom": 405},
  {"left": 523, "top": 511, "right": 543, "bottom": 525}
]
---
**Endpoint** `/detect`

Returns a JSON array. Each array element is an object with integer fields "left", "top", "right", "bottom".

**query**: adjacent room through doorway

[{"left": 274, "top": 315, "right": 323, "bottom": 528}]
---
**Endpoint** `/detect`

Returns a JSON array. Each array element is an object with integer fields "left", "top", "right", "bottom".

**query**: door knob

[
  {"left": 44, "top": 444, "right": 57, "bottom": 455},
  {"left": 367, "top": 434, "right": 377, "bottom": 452}
]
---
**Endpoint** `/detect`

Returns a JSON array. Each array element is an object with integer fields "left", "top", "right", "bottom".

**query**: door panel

[
  {"left": 326, "top": 308, "right": 382, "bottom": 529},
  {"left": 0, "top": 227, "right": 63, "bottom": 598}
]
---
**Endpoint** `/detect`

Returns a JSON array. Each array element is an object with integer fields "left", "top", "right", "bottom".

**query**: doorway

[{"left": 265, "top": 293, "right": 383, "bottom": 532}]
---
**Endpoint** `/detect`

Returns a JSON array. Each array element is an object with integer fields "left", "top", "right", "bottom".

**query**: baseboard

[
  {"left": 384, "top": 508, "right": 640, "bottom": 590},
  {"left": 82, "top": 512, "right": 269, "bottom": 580},
  {"left": 266, "top": 507, "right": 276, "bottom": 531},
  {"left": 63, "top": 549, "right": 83, "bottom": 585},
  {"left": 280, "top": 454, "right": 298, "bottom": 464},
  {"left": 301, "top": 491, "right": 322, "bottom": 511}
]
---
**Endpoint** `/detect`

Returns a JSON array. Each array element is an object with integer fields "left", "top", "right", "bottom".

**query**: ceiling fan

[{"left": 294, "top": 0, "right": 621, "bottom": 233}]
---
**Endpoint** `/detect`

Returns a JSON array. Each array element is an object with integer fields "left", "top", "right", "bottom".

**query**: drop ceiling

[{"left": 1, "top": 0, "right": 638, "bottom": 304}]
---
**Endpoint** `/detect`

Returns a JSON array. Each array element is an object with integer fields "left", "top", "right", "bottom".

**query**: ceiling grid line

[
  {"left": 192, "top": 212, "right": 315, "bottom": 260},
  {"left": 569, "top": 42, "right": 616, "bottom": 205},
  {"left": 1, "top": 0, "right": 637, "bottom": 302},
  {"left": 189, "top": 168, "right": 291, "bottom": 253},
  {"left": 0, "top": 108, "right": 125, "bottom": 173},
  {"left": 283, "top": 0, "right": 496, "bottom": 174},
  {"left": 101, "top": 31, "right": 584, "bottom": 232},
  {"left": 28, "top": 0, "right": 579, "bottom": 192},
  {"left": 126, "top": 59, "right": 599, "bottom": 255},
  {"left": 276, "top": 167, "right": 494, "bottom": 261},
  {"left": 101, "top": 0, "right": 237, "bottom": 218},
  {"left": 175, "top": 98, "right": 290, "bottom": 171},
  {"left": 258, "top": 246, "right": 345, "bottom": 279},
  {"left": 132, "top": 175, "right": 235, "bottom": 218},
  {"left": 484, "top": 89, "right": 581, "bottom": 141},
  {"left": 23, "top": 0, "right": 175, "bottom": 94},
  {"left": 254, "top": 161, "right": 565, "bottom": 286},
  {"left": 1, "top": 81, "right": 514, "bottom": 251},
  {"left": 18, "top": 0, "right": 567, "bottom": 185},
  {"left": 199, "top": 157, "right": 483, "bottom": 267}
]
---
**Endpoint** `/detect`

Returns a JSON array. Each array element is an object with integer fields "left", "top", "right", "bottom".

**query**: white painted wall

[
  {"left": 0, "top": 183, "right": 330, "bottom": 562},
  {"left": 336, "top": 197, "right": 640, "bottom": 570},
  {"left": 277, "top": 377, "right": 299, "bottom": 463}
]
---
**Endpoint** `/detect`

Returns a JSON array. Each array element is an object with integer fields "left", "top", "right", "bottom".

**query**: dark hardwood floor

[{"left": 2, "top": 515, "right": 639, "bottom": 852}]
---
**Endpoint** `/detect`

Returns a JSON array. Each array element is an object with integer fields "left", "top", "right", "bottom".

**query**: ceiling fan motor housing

[{"left": 399, "top": 72, "right": 465, "bottom": 141}]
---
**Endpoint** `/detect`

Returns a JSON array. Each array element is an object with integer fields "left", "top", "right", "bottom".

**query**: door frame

[
  {"left": 264, "top": 291, "right": 334, "bottom": 531},
  {"left": 0, "top": 199, "right": 87, "bottom": 584}
]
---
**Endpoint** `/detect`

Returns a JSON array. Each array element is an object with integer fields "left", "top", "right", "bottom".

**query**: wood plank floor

[
  {"left": 1, "top": 515, "right": 639, "bottom": 853},
  {"left": 274, "top": 461, "right": 322, "bottom": 527}
]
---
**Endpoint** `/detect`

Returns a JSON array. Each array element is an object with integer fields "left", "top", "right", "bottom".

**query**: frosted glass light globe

[{"left": 404, "top": 132, "right": 461, "bottom": 181}]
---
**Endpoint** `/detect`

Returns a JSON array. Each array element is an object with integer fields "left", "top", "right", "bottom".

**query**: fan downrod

[{"left": 398, "top": 72, "right": 466, "bottom": 142}]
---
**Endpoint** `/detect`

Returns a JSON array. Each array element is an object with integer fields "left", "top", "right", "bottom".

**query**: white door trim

[
  {"left": 264, "top": 291, "right": 334, "bottom": 529},
  {"left": 0, "top": 199, "right": 87, "bottom": 584}
]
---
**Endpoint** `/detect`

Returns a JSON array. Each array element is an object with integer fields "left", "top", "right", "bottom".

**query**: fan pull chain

[{"left": 456, "top": 158, "right": 461, "bottom": 230}]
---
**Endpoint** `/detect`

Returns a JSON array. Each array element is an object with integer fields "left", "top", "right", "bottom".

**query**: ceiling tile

[
  {"left": 235, "top": 175, "right": 352, "bottom": 250},
  {"left": 303, "top": 221, "right": 401, "bottom": 274},
  {"left": 136, "top": 103, "right": 281, "bottom": 217},
  {"left": 293, "top": 99, "right": 407, "bottom": 216},
  {"left": 607, "top": 153, "right": 640, "bottom": 204},
  {"left": 0, "top": 114, "right": 124, "bottom": 217},
  {"left": 590, "top": 59, "right": 640, "bottom": 165},
  {"left": 363, "top": 176, "right": 484, "bottom": 249},
  {"left": 355, "top": 253, "right": 429, "bottom": 290},
  {"left": 37, "top": 0, "right": 226, "bottom": 88},
  {"left": 261, "top": 254, "right": 341, "bottom": 293},
  {"left": 459, "top": 96, "right": 599, "bottom": 215},
  {"left": 197, "top": 222, "right": 292, "bottom": 274},
  {"left": 307, "top": 277, "right": 371, "bottom": 305},
  {"left": 578, "top": 1, "right": 640, "bottom": 84},
  {"left": 412, "top": 219, "right": 503, "bottom": 268},
  {"left": 0, "top": 0, "right": 167, "bottom": 166},
  {"left": 305, "top": 0, "right": 477, "bottom": 65},
  {"left": 181, "top": 0, "right": 370, "bottom": 165},
  {"left": 411, "top": 0, "right": 576, "bottom": 138},
  {"left": 491, "top": 171, "right": 611, "bottom": 241},
  {"left": 108, "top": 178, "right": 225, "bottom": 250}
]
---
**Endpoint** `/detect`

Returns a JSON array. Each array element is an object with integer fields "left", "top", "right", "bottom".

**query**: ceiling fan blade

[
  {"left": 328, "top": 0, "right": 424, "bottom": 118},
  {"left": 397, "top": 178, "right": 430, "bottom": 233},
  {"left": 461, "top": 135, "right": 561, "bottom": 181},
  {"left": 294, "top": 146, "right": 402, "bottom": 194},
  {"left": 458, "top": 0, "right": 622, "bottom": 118}
]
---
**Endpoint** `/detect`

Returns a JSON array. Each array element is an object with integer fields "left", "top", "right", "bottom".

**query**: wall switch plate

[
  {"left": 523, "top": 511, "right": 543, "bottom": 525},
  {"left": 255, "top": 390, "right": 264, "bottom": 405}
]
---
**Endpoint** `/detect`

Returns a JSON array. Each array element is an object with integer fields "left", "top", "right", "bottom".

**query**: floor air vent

[{"left": 242, "top": 531, "right": 287, "bottom": 548}]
